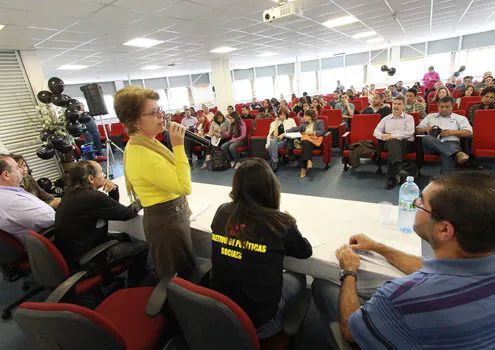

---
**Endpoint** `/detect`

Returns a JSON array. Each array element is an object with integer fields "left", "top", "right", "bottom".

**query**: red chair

[
  {"left": 465, "top": 101, "right": 482, "bottom": 120},
  {"left": 377, "top": 113, "right": 420, "bottom": 175},
  {"left": 386, "top": 101, "right": 393, "bottom": 108},
  {"left": 355, "top": 97, "right": 369, "bottom": 109},
  {"left": 166, "top": 277, "right": 311, "bottom": 350},
  {"left": 24, "top": 231, "right": 130, "bottom": 303},
  {"left": 322, "top": 109, "right": 346, "bottom": 150},
  {"left": 251, "top": 110, "right": 259, "bottom": 117},
  {"left": 155, "top": 132, "right": 164, "bottom": 142},
  {"left": 209, "top": 107, "right": 218, "bottom": 114},
  {"left": 97, "top": 125, "right": 111, "bottom": 142},
  {"left": 452, "top": 90, "right": 463, "bottom": 99},
  {"left": 290, "top": 116, "right": 332, "bottom": 170},
  {"left": 289, "top": 117, "right": 300, "bottom": 126},
  {"left": 459, "top": 96, "right": 481, "bottom": 113},
  {"left": 342, "top": 114, "right": 381, "bottom": 171},
  {"left": 453, "top": 109, "right": 466, "bottom": 116},
  {"left": 172, "top": 116, "right": 183, "bottom": 124},
  {"left": 250, "top": 118, "right": 274, "bottom": 158},
  {"left": 472, "top": 110, "right": 495, "bottom": 158},
  {"left": 235, "top": 119, "right": 254, "bottom": 157},
  {"left": 351, "top": 99, "right": 363, "bottom": 113},
  {"left": 0, "top": 230, "right": 44, "bottom": 319},
  {"left": 427, "top": 91, "right": 436, "bottom": 103},
  {"left": 14, "top": 278, "right": 168, "bottom": 350},
  {"left": 428, "top": 103, "right": 438, "bottom": 113},
  {"left": 110, "top": 123, "right": 125, "bottom": 138}
]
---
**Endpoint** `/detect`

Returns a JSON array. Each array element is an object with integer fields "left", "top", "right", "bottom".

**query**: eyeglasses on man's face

[
  {"left": 412, "top": 197, "right": 442, "bottom": 220},
  {"left": 141, "top": 107, "right": 164, "bottom": 119}
]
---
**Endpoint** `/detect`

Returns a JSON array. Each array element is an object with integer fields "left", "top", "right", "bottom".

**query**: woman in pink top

[
  {"left": 422, "top": 66, "right": 440, "bottom": 91},
  {"left": 221, "top": 111, "right": 247, "bottom": 169}
]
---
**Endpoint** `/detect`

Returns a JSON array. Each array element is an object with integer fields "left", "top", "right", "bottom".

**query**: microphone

[{"left": 185, "top": 129, "right": 210, "bottom": 147}]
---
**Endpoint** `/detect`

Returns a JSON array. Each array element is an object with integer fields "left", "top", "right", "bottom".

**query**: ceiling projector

[{"left": 263, "top": 3, "right": 303, "bottom": 23}]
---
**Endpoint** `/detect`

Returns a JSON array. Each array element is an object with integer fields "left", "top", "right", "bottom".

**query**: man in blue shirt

[
  {"left": 0, "top": 155, "right": 55, "bottom": 245},
  {"left": 335, "top": 93, "right": 355, "bottom": 129},
  {"left": 313, "top": 171, "right": 495, "bottom": 349},
  {"left": 417, "top": 96, "right": 472, "bottom": 174}
]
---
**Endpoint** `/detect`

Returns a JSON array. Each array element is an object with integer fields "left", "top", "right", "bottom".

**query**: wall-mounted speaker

[{"left": 80, "top": 83, "right": 108, "bottom": 116}]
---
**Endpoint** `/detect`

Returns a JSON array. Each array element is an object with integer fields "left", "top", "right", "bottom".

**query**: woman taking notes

[
  {"left": 210, "top": 159, "right": 312, "bottom": 339},
  {"left": 266, "top": 106, "right": 296, "bottom": 172},
  {"left": 114, "top": 86, "right": 196, "bottom": 280}
]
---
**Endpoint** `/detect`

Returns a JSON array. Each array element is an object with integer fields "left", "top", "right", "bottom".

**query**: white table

[{"left": 110, "top": 177, "right": 422, "bottom": 297}]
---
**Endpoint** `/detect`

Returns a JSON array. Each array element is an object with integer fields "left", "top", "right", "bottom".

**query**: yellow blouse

[{"left": 125, "top": 143, "right": 191, "bottom": 207}]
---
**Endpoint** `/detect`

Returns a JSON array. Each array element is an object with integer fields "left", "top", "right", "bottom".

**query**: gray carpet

[{"left": 3, "top": 148, "right": 492, "bottom": 350}]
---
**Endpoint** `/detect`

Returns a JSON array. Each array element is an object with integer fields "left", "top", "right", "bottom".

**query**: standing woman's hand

[{"left": 169, "top": 122, "right": 186, "bottom": 147}]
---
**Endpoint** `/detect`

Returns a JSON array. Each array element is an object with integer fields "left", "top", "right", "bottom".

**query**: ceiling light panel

[
  {"left": 210, "top": 47, "right": 237, "bottom": 53},
  {"left": 123, "top": 38, "right": 164, "bottom": 48},
  {"left": 322, "top": 16, "right": 359, "bottom": 28},
  {"left": 352, "top": 31, "right": 377, "bottom": 39},
  {"left": 141, "top": 65, "right": 162, "bottom": 70},
  {"left": 58, "top": 65, "right": 87, "bottom": 70}
]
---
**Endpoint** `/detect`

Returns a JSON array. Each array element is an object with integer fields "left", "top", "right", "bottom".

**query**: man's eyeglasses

[
  {"left": 141, "top": 107, "right": 164, "bottom": 118},
  {"left": 412, "top": 197, "right": 442, "bottom": 220}
]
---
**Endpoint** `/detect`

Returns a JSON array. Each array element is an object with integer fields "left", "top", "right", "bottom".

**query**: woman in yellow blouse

[{"left": 114, "top": 86, "right": 196, "bottom": 280}]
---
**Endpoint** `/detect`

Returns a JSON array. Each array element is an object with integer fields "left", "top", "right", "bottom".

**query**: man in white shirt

[
  {"left": 0, "top": 155, "right": 55, "bottom": 245},
  {"left": 373, "top": 95, "right": 415, "bottom": 189},
  {"left": 416, "top": 96, "right": 472, "bottom": 174}
]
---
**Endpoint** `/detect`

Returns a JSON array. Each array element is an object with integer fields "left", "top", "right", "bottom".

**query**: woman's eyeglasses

[{"left": 141, "top": 107, "right": 164, "bottom": 118}]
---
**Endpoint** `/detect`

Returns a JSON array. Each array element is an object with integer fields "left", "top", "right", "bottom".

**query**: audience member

[
  {"left": 475, "top": 75, "right": 494, "bottom": 92},
  {"left": 11, "top": 154, "right": 60, "bottom": 208},
  {"left": 336, "top": 80, "right": 345, "bottom": 92},
  {"left": 263, "top": 99, "right": 274, "bottom": 115},
  {"left": 361, "top": 93, "right": 391, "bottom": 119},
  {"left": 180, "top": 108, "right": 198, "bottom": 133},
  {"left": 396, "top": 81, "right": 407, "bottom": 95},
  {"left": 312, "top": 171, "right": 495, "bottom": 348},
  {"left": 201, "top": 104, "right": 214, "bottom": 122},
  {"left": 55, "top": 161, "right": 148, "bottom": 286},
  {"left": 254, "top": 107, "right": 271, "bottom": 129},
  {"left": 422, "top": 65, "right": 440, "bottom": 95},
  {"left": 383, "top": 89, "right": 392, "bottom": 102},
  {"left": 311, "top": 98, "right": 320, "bottom": 110},
  {"left": 455, "top": 76, "right": 473, "bottom": 92},
  {"left": 221, "top": 111, "right": 246, "bottom": 169},
  {"left": 241, "top": 105, "right": 254, "bottom": 120},
  {"left": 456, "top": 85, "right": 474, "bottom": 107},
  {"left": 189, "top": 107, "right": 197, "bottom": 117},
  {"left": 114, "top": 86, "right": 196, "bottom": 280},
  {"left": 468, "top": 86, "right": 495, "bottom": 124},
  {"left": 429, "top": 86, "right": 450, "bottom": 105},
  {"left": 227, "top": 105, "right": 234, "bottom": 117},
  {"left": 434, "top": 81, "right": 444, "bottom": 90},
  {"left": 0, "top": 155, "right": 54, "bottom": 245},
  {"left": 412, "top": 82, "right": 421, "bottom": 90},
  {"left": 184, "top": 113, "right": 210, "bottom": 162},
  {"left": 405, "top": 88, "right": 427, "bottom": 118},
  {"left": 250, "top": 97, "right": 262, "bottom": 111},
  {"left": 80, "top": 104, "right": 103, "bottom": 156},
  {"left": 293, "top": 98, "right": 304, "bottom": 117},
  {"left": 388, "top": 84, "right": 399, "bottom": 97},
  {"left": 373, "top": 95, "right": 415, "bottom": 189},
  {"left": 417, "top": 96, "right": 472, "bottom": 173},
  {"left": 203, "top": 111, "right": 230, "bottom": 169},
  {"left": 329, "top": 91, "right": 340, "bottom": 109},
  {"left": 266, "top": 107, "right": 297, "bottom": 172},
  {"left": 210, "top": 158, "right": 312, "bottom": 339},
  {"left": 270, "top": 98, "right": 280, "bottom": 113},
  {"left": 335, "top": 92, "right": 355, "bottom": 128},
  {"left": 369, "top": 84, "right": 376, "bottom": 94},
  {"left": 286, "top": 109, "right": 325, "bottom": 179},
  {"left": 346, "top": 89, "right": 356, "bottom": 101},
  {"left": 279, "top": 99, "right": 291, "bottom": 111}
]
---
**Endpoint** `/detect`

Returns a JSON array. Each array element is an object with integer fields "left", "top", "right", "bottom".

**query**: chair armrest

[
  {"left": 342, "top": 131, "right": 350, "bottom": 138},
  {"left": 146, "top": 274, "right": 174, "bottom": 317},
  {"left": 39, "top": 225, "right": 56, "bottom": 238},
  {"left": 282, "top": 288, "right": 312, "bottom": 336},
  {"left": 330, "top": 322, "right": 353, "bottom": 350},
  {"left": 45, "top": 271, "right": 88, "bottom": 303},
  {"left": 188, "top": 259, "right": 212, "bottom": 285},
  {"left": 79, "top": 240, "right": 119, "bottom": 266}
]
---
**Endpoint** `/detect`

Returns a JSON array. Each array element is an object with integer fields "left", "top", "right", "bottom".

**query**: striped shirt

[{"left": 349, "top": 254, "right": 495, "bottom": 349}]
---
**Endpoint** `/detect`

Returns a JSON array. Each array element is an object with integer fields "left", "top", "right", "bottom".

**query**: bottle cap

[{"left": 406, "top": 176, "right": 414, "bottom": 183}]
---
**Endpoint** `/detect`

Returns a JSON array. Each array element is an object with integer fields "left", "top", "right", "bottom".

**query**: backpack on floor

[{"left": 207, "top": 148, "right": 229, "bottom": 171}]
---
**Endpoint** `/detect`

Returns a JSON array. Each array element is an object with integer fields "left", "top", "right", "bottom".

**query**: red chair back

[
  {"left": 356, "top": 97, "right": 369, "bottom": 109},
  {"left": 97, "top": 125, "right": 110, "bottom": 139},
  {"left": 243, "top": 119, "right": 254, "bottom": 137},
  {"left": 427, "top": 91, "right": 436, "bottom": 102},
  {"left": 465, "top": 101, "right": 481, "bottom": 116},
  {"left": 452, "top": 90, "right": 463, "bottom": 99},
  {"left": 459, "top": 96, "right": 482, "bottom": 113},
  {"left": 351, "top": 99, "right": 363, "bottom": 113},
  {"left": 408, "top": 113, "right": 421, "bottom": 125},
  {"left": 428, "top": 104, "right": 438, "bottom": 113},
  {"left": 172, "top": 116, "right": 183, "bottom": 124},
  {"left": 290, "top": 117, "right": 301, "bottom": 126},
  {"left": 322, "top": 109, "right": 343, "bottom": 127},
  {"left": 110, "top": 123, "right": 125, "bottom": 137},
  {"left": 472, "top": 110, "right": 495, "bottom": 157},
  {"left": 167, "top": 277, "right": 260, "bottom": 349},
  {"left": 251, "top": 110, "right": 259, "bottom": 117},
  {"left": 453, "top": 109, "right": 466, "bottom": 116},
  {"left": 252, "top": 118, "right": 273, "bottom": 137},
  {"left": 289, "top": 112, "right": 296, "bottom": 119},
  {"left": 350, "top": 114, "right": 381, "bottom": 145},
  {"left": 209, "top": 107, "right": 218, "bottom": 114}
]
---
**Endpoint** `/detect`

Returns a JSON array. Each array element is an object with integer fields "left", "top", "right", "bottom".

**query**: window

[
  {"left": 368, "top": 63, "right": 388, "bottom": 86},
  {"left": 275, "top": 75, "right": 291, "bottom": 101},
  {"left": 193, "top": 85, "right": 212, "bottom": 105},
  {"left": 458, "top": 47, "right": 495, "bottom": 79},
  {"left": 344, "top": 65, "right": 364, "bottom": 88},
  {"left": 300, "top": 72, "right": 317, "bottom": 95},
  {"left": 254, "top": 77, "right": 274, "bottom": 101},
  {"left": 169, "top": 87, "right": 190, "bottom": 109},
  {"left": 103, "top": 95, "right": 117, "bottom": 120},
  {"left": 233, "top": 80, "right": 252, "bottom": 102},
  {"left": 319, "top": 67, "right": 345, "bottom": 93},
  {"left": 400, "top": 58, "right": 426, "bottom": 85},
  {"left": 155, "top": 89, "right": 170, "bottom": 110}
]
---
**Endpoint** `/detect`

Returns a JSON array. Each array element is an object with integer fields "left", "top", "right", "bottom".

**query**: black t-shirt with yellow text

[{"left": 210, "top": 203, "right": 312, "bottom": 328}]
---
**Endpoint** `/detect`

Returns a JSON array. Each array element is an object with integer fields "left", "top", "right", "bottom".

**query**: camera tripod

[{"left": 97, "top": 115, "right": 124, "bottom": 180}]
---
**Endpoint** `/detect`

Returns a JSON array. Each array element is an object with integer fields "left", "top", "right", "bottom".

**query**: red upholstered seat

[
  {"left": 342, "top": 114, "right": 381, "bottom": 171},
  {"left": 110, "top": 123, "right": 125, "bottom": 137},
  {"left": 235, "top": 119, "right": 254, "bottom": 154},
  {"left": 459, "top": 96, "right": 481, "bottom": 113},
  {"left": 428, "top": 103, "right": 438, "bottom": 113},
  {"left": 472, "top": 110, "right": 495, "bottom": 158},
  {"left": 321, "top": 109, "right": 346, "bottom": 149}
]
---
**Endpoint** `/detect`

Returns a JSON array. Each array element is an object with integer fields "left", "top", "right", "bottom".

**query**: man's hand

[
  {"left": 336, "top": 244, "right": 360, "bottom": 272},
  {"left": 440, "top": 129, "right": 454, "bottom": 137},
  {"left": 382, "top": 133, "right": 392, "bottom": 141},
  {"left": 49, "top": 198, "right": 61, "bottom": 209},
  {"left": 424, "top": 126, "right": 433, "bottom": 133},
  {"left": 169, "top": 122, "right": 186, "bottom": 147},
  {"left": 349, "top": 234, "right": 380, "bottom": 253},
  {"left": 102, "top": 179, "right": 117, "bottom": 193},
  {"left": 277, "top": 134, "right": 285, "bottom": 140}
]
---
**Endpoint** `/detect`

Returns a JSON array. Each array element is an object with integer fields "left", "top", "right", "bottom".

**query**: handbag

[{"left": 301, "top": 134, "right": 323, "bottom": 147}]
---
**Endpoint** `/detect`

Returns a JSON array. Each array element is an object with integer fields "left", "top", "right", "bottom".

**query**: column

[{"left": 210, "top": 58, "right": 235, "bottom": 112}]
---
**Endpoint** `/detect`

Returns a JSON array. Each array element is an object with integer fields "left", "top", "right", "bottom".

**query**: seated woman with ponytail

[{"left": 210, "top": 159, "right": 312, "bottom": 339}]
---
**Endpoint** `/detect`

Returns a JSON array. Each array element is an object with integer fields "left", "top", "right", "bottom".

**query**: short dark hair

[
  {"left": 481, "top": 86, "right": 495, "bottom": 96},
  {"left": 304, "top": 109, "right": 318, "bottom": 121},
  {"left": 67, "top": 160, "right": 97, "bottom": 194},
  {"left": 341, "top": 92, "right": 348, "bottom": 96},
  {"left": 429, "top": 171, "right": 495, "bottom": 254},
  {"left": 393, "top": 95, "right": 405, "bottom": 103},
  {"left": 277, "top": 106, "right": 289, "bottom": 117},
  {"left": 333, "top": 90, "right": 340, "bottom": 94},
  {"left": 258, "top": 107, "right": 266, "bottom": 113},
  {"left": 227, "top": 105, "right": 234, "bottom": 110},
  {"left": 241, "top": 105, "right": 249, "bottom": 110},
  {"left": 438, "top": 96, "right": 455, "bottom": 105},
  {"left": 397, "top": 80, "right": 403, "bottom": 84},
  {"left": 407, "top": 88, "right": 418, "bottom": 96},
  {"left": 0, "top": 154, "right": 12, "bottom": 174},
  {"left": 303, "top": 92, "right": 308, "bottom": 96},
  {"left": 429, "top": 66, "right": 434, "bottom": 70},
  {"left": 376, "top": 92, "right": 385, "bottom": 100}
]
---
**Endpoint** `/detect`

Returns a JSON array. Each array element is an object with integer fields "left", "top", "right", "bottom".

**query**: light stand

[{"left": 96, "top": 114, "right": 124, "bottom": 180}]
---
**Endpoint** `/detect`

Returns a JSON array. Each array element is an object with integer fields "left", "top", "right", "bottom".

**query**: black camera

[{"left": 430, "top": 126, "right": 442, "bottom": 138}]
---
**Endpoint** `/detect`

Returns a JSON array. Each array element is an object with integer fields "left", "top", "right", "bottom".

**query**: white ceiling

[{"left": 0, "top": 0, "right": 494, "bottom": 83}]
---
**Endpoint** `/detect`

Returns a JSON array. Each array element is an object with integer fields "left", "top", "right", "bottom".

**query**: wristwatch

[{"left": 340, "top": 269, "right": 357, "bottom": 282}]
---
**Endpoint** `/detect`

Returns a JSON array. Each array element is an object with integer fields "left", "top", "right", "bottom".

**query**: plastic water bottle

[{"left": 398, "top": 176, "right": 420, "bottom": 233}]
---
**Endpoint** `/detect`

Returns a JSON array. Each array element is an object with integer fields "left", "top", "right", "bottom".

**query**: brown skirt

[{"left": 143, "top": 196, "right": 197, "bottom": 280}]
